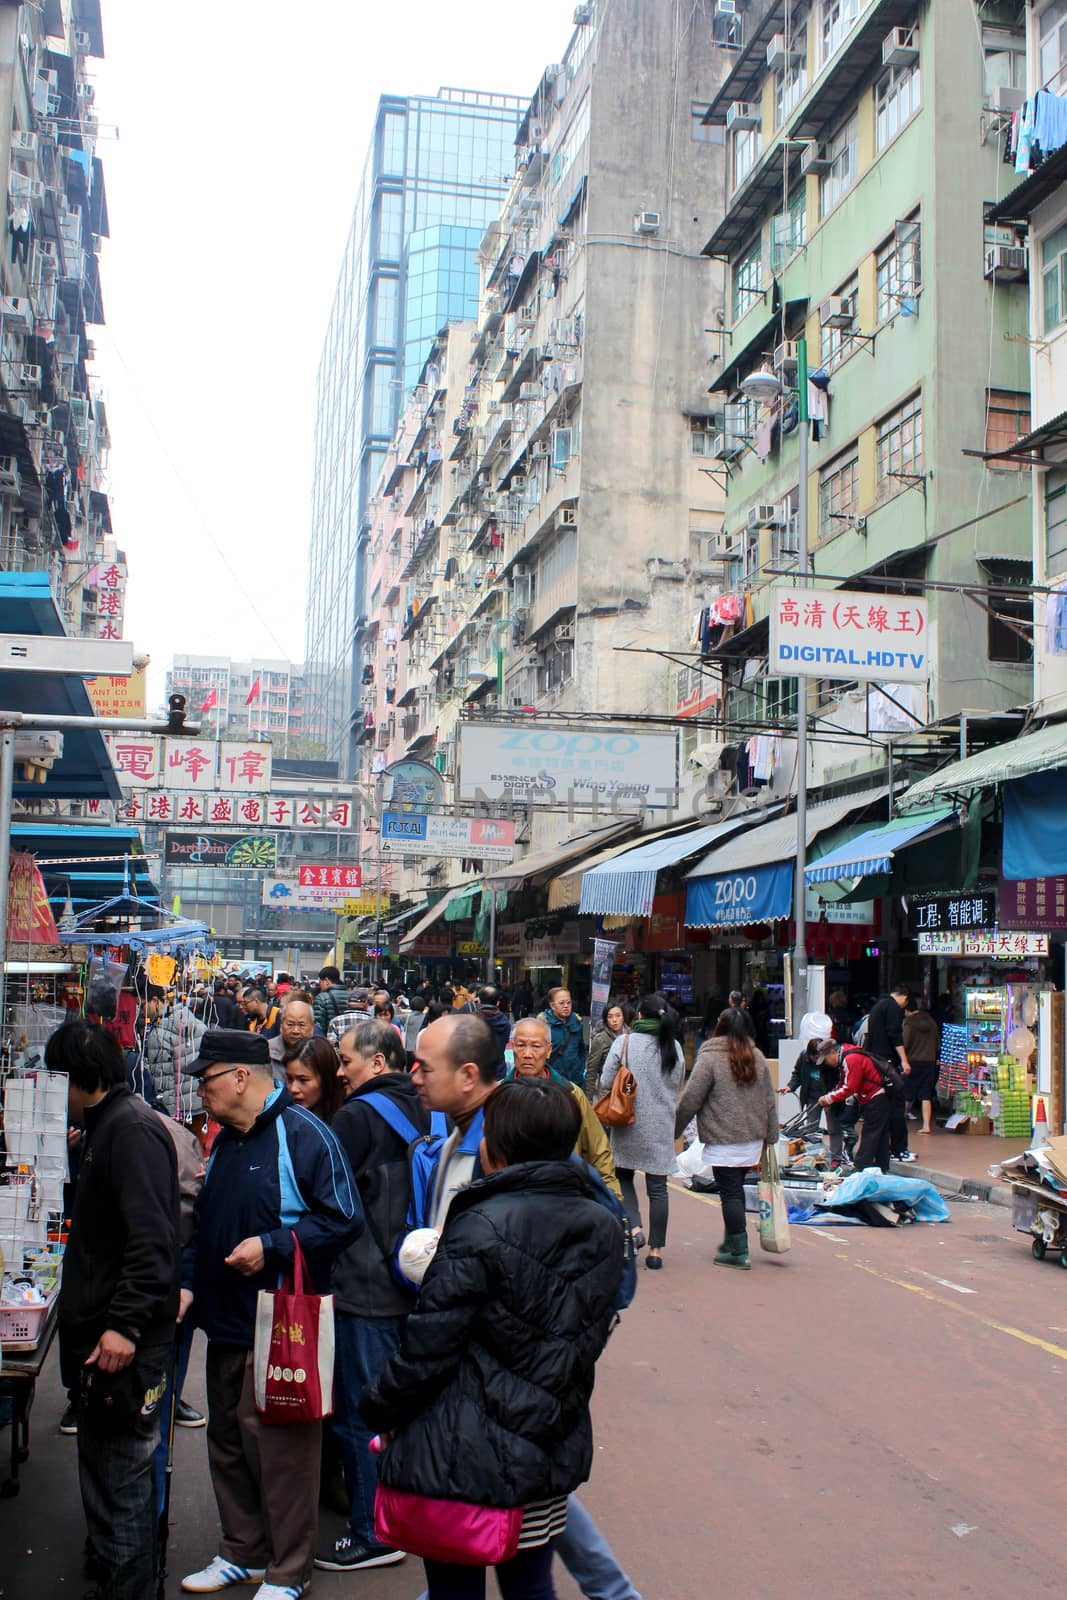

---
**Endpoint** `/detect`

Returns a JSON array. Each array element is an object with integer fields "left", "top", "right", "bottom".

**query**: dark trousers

[
  {"left": 205, "top": 1342, "right": 321, "bottom": 1587},
  {"left": 425, "top": 1540, "right": 556, "bottom": 1598},
  {"left": 76, "top": 1340, "right": 172, "bottom": 1600},
  {"left": 332, "top": 1311, "right": 406, "bottom": 1544},
  {"left": 616, "top": 1168, "right": 668, "bottom": 1249},
  {"left": 888, "top": 1093, "right": 909, "bottom": 1157},
  {"left": 712, "top": 1165, "right": 748, "bottom": 1235},
  {"left": 855, "top": 1093, "right": 892, "bottom": 1172}
]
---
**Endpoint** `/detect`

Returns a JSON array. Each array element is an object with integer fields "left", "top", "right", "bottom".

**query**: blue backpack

[
  {"left": 360, "top": 1093, "right": 452, "bottom": 1291},
  {"left": 570, "top": 1155, "right": 637, "bottom": 1315}
]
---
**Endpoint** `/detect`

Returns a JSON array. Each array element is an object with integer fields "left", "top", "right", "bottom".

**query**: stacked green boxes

[{"left": 992, "top": 1057, "right": 1032, "bottom": 1137}]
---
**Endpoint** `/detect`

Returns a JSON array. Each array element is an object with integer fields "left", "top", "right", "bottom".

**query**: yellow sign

[
  {"left": 87, "top": 668, "right": 147, "bottom": 719},
  {"left": 341, "top": 895, "right": 390, "bottom": 916},
  {"left": 457, "top": 940, "right": 488, "bottom": 956}
]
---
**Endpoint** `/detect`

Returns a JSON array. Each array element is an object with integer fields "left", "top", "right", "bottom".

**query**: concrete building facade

[{"left": 164, "top": 654, "right": 306, "bottom": 750}]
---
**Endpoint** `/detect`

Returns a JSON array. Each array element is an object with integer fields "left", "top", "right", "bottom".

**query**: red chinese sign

[
  {"left": 298, "top": 865, "right": 362, "bottom": 889},
  {"left": 7, "top": 854, "right": 59, "bottom": 944}
]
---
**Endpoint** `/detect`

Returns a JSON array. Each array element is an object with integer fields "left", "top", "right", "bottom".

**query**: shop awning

[
  {"left": 382, "top": 898, "right": 429, "bottom": 934},
  {"left": 686, "top": 791, "right": 887, "bottom": 881},
  {"left": 399, "top": 883, "right": 478, "bottom": 951},
  {"left": 444, "top": 884, "right": 481, "bottom": 923},
  {"left": 548, "top": 834, "right": 654, "bottom": 912},
  {"left": 579, "top": 814, "right": 766, "bottom": 920},
  {"left": 12, "top": 821, "right": 157, "bottom": 906},
  {"left": 485, "top": 821, "right": 639, "bottom": 892},
  {"left": 804, "top": 807, "right": 958, "bottom": 885},
  {"left": 897, "top": 721, "right": 1067, "bottom": 812},
  {"left": 685, "top": 860, "right": 794, "bottom": 929}
]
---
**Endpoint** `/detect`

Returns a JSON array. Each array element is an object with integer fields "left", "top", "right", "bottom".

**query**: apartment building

[
  {"left": 701, "top": 0, "right": 1032, "bottom": 795},
  {"left": 165, "top": 654, "right": 307, "bottom": 749},
  {"left": 303, "top": 86, "right": 526, "bottom": 768},
  {"left": 0, "top": 2, "right": 116, "bottom": 643}
]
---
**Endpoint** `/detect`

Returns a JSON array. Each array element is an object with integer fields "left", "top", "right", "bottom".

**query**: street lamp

[{"left": 740, "top": 338, "right": 810, "bottom": 1032}]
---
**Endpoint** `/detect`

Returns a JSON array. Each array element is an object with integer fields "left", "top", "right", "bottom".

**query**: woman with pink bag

[{"left": 358, "top": 1078, "right": 625, "bottom": 1598}]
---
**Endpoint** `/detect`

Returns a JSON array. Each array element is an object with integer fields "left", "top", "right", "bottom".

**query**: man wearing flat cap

[{"left": 179, "top": 1030, "right": 363, "bottom": 1599}]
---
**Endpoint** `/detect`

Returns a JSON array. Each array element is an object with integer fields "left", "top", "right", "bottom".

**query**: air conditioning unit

[
  {"left": 75, "top": 83, "right": 95, "bottom": 104},
  {"left": 712, "top": 432, "right": 745, "bottom": 461},
  {"left": 773, "top": 340, "right": 799, "bottom": 377},
  {"left": 984, "top": 244, "right": 1027, "bottom": 282},
  {"left": 519, "top": 382, "right": 541, "bottom": 401},
  {"left": 766, "top": 33, "right": 804, "bottom": 70},
  {"left": 486, "top": 401, "right": 501, "bottom": 415},
  {"left": 554, "top": 623, "right": 574, "bottom": 643},
  {"left": 800, "top": 142, "right": 832, "bottom": 175},
  {"left": 708, "top": 531, "right": 740, "bottom": 558},
  {"left": 557, "top": 505, "right": 578, "bottom": 528},
  {"left": 29, "top": 407, "right": 51, "bottom": 426},
  {"left": 881, "top": 27, "right": 918, "bottom": 69},
  {"left": 573, "top": 3, "right": 593, "bottom": 22},
  {"left": 12, "top": 131, "right": 37, "bottom": 157},
  {"left": 1, "top": 296, "right": 34, "bottom": 330},
  {"left": 635, "top": 210, "right": 661, "bottom": 234},
  {"left": 746, "top": 504, "right": 780, "bottom": 529},
  {"left": 531, "top": 439, "right": 549, "bottom": 457},
  {"left": 8, "top": 399, "right": 28, "bottom": 422},
  {"left": 992, "top": 84, "right": 1026, "bottom": 116},
  {"left": 819, "top": 294, "right": 856, "bottom": 329},
  {"left": 16, "top": 363, "right": 42, "bottom": 387},
  {"left": 75, "top": 29, "right": 92, "bottom": 47},
  {"left": 0, "top": 455, "right": 22, "bottom": 494},
  {"left": 47, "top": 94, "right": 62, "bottom": 116},
  {"left": 454, "top": 656, "right": 471, "bottom": 687},
  {"left": 518, "top": 305, "right": 537, "bottom": 327},
  {"left": 726, "top": 101, "right": 760, "bottom": 131}
]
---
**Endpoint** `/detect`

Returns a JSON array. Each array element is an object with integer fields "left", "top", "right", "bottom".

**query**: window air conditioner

[
  {"left": 0, "top": 455, "right": 21, "bottom": 494},
  {"left": 800, "top": 143, "right": 833, "bottom": 175},
  {"left": 531, "top": 439, "right": 549, "bottom": 457},
  {"left": 75, "top": 30, "right": 92, "bottom": 48},
  {"left": 819, "top": 295, "right": 856, "bottom": 329},
  {"left": 487, "top": 401, "right": 501, "bottom": 415},
  {"left": 554, "top": 624, "right": 574, "bottom": 643},
  {"left": 881, "top": 27, "right": 918, "bottom": 69},
  {"left": 746, "top": 504, "right": 780, "bottom": 529},
  {"left": 712, "top": 432, "right": 745, "bottom": 461},
  {"left": 726, "top": 101, "right": 760, "bottom": 131},
  {"left": 766, "top": 33, "right": 804, "bottom": 71},
  {"left": 16, "top": 363, "right": 41, "bottom": 387},
  {"left": 984, "top": 244, "right": 1027, "bottom": 282},
  {"left": 773, "top": 340, "right": 799, "bottom": 378},
  {"left": 557, "top": 505, "right": 578, "bottom": 528},
  {"left": 1, "top": 296, "right": 34, "bottom": 330},
  {"left": 636, "top": 210, "right": 661, "bottom": 234},
  {"left": 992, "top": 85, "right": 1026, "bottom": 116},
  {"left": 573, "top": 3, "right": 593, "bottom": 22},
  {"left": 12, "top": 131, "right": 37, "bottom": 157}
]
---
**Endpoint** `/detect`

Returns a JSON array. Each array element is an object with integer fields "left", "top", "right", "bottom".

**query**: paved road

[{"left": 3, "top": 1181, "right": 1065, "bottom": 1598}]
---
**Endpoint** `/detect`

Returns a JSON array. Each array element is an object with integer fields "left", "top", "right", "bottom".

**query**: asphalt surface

[{"left": 2, "top": 1182, "right": 1065, "bottom": 1599}]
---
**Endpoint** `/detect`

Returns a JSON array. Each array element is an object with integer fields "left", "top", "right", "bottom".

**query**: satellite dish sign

[{"left": 378, "top": 758, "right": 444, "bottom": 813}]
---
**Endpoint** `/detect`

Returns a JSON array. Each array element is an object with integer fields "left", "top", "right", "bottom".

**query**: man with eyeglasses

[{"left": 179, "top": 1031, "right": 363, "bottom": 1600}]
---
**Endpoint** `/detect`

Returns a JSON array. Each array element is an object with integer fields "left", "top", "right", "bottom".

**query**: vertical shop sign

[{"left": 589, "top": 939, "right": 618, "bottom": 1024}]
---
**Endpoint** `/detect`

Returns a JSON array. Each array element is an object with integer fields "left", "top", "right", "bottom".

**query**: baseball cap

[
  {"left": 191, "top": 1029, "right": 271, "bottom": 1075},
  {"left": 813, "top": 1038, "right": 839, "bottom": 1064}
]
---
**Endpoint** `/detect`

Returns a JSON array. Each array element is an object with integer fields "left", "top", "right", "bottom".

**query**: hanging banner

[
  {"left": 107, "top": 736, "right": 273, "bottom": 792},
  {"left": 907, "top": 892, "right": 996, "bottom": 936},
  {"left": 117, "top": 791, "right": 354, "bottom": 829},
  {"left": 998, "top": 872, "right": 1067, "bottom": 931},
  {"left": 458, "top": 722, "right": 679, "bottom": 809},
  {"left": 685, "top": 862, "right": 793, "bottom": 928},
  {"left": 164, "top": 832, "right": 277, "bottom": 869},
  {"left": 381, "top": 812, "right": 516, "bottom": 861},
  {"left": 6, "top": 853, "right": 59, "bottom": 944},
  {"left": 769, "top": 588, "right": 930, "bottom": 683},
  {"left": 589, "top": 938, "right": 618, "bottom": 1023}
]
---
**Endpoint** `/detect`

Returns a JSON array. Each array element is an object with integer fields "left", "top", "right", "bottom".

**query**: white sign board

[
  {"left": 262, "top": 876, "right": 348, "bottom": 911},
  {"left": 805, "top": 889, "right": 875, "bottom": 925},
  {"left": 769, "top": 589, "right": 930, "bottom": 683},
  {"left": 380, "top": 811, "right": 515, "bottom": 861},
  {"left": 459, "top": 723, "right": 679, "bottom": 809}
]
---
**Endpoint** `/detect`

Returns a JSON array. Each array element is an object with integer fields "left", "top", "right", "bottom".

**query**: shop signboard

[
  {"left": 998, "top": 872, "right": 1067, "bottom": 931},
  {"left": 458, "top": 722, "right": 679, "bottom": 810},
  {"left": 769, "top": 589, "right": 930, "bottom": 684},
  {"left": 495, "top": 923, "right": 524, "bottom": 959},
  {"left": 964, "top": 931, "right": 1048, "bottom": 958},
  {"left": 805, "top": 889, "right": 875, "bottom": 925},
  {"left": 87, "top": 668, "right": 147, "bottom": 719},
  {"left": 262, "top": 877, "right": 349, "bottom": 910},
  {"left": 917, "top": 932, "right": 969, "bottom": 955},
  {"left": 117, "top": 791, "right": 354, "bottom": 829},
  {"left": 380, "top": 812, "right": 516, "bottom": 861},
  {"left": 341, "top": 895, "right": 390, "bottom": 916},
  {"left": 379, "top": 759, "right": 444, "bottom": 812},
  {"left": 523, "top": 921, "right": 582, "bottom": 964},
  {"left": 907, "top": 892, "right": 996, "bottom": 935},
  {"left": 589, "top": 938, "right": 618, "bottom": 1023},
  {"left": 685, "top": 861, "right": 793, "bottom": 928},
  {"left": 411, "top": 928, "right": 451, "bottom": 956},
  {"left": 457, "top": 940, "right": 488, "bottom": 956},
  {"left": 165, "top": 832, "right": 277, "bottom": 869},
  {"left": 107, "top": 736, "right": 273, "bottom": 792},
  {"left": 299, "top": 865, "right": 362, "bottom": 889}
]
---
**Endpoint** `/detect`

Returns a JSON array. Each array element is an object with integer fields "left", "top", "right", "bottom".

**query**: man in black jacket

[
  {"left": 46, "top": 1020, "right": 180, "bottom": 1600},
  {"left": 477, "top": 984, "right": 511, "bottom": 1077},
  {"left": 316, "top": 1019, "right": 431, "bottom": 1575},
  {"left": 865, "top": 982, "right": 914, "bottom": 1162}
]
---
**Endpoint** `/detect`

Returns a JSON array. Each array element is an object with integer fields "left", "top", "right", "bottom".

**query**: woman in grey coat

[{"left": 601, "top": 992, "right": 685, "bottom": 1270}]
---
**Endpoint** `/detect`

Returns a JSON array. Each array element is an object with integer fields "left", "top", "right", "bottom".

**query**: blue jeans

[
  {"left": 416, "top": 1497, "right": 641, "bottom": 1600},
  {"left": 332, "top": 1312, "right": 406, "bottom": 1544},
  {"left": 424, "top": 1541, "right": 556, "bottom": 1598}
]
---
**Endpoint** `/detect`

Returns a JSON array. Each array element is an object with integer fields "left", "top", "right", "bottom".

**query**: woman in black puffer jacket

[{"left": 360, "top": 1079, "right": 624, "bottom": 1599}]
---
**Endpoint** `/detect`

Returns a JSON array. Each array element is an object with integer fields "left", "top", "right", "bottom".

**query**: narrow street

[{"left": 3, "top": 1181, "right": 1065, "bottom": 1599}]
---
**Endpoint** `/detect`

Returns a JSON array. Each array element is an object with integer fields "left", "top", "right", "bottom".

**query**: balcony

[{"left": 526, "top": 571, "right": 577, "bottom": 641}]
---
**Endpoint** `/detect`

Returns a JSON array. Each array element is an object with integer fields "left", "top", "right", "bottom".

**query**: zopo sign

[
  {"left": 498, "top": 730, "right": 640, "bottom": 757},
  {"left": 715, "top": 875, "right": 758, "bottom": 908}
]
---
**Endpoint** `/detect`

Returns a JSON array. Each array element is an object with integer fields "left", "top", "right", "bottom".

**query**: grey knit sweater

[
  {"left": 674, "top": 1037, "right": 779, "bottom": 1147},
  {"left": 601, "top": 1030, "right": 685, "bottom": 1176}
]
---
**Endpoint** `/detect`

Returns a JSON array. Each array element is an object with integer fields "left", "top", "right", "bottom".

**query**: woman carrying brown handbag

[{"left": 599, "top": 993, "right": 684, "bottom": 1271}]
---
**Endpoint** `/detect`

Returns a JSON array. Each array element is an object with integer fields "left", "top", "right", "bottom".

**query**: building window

[
  {"left": 821, "top": 0, "right": 861, "bottom": 64},
  {"left": 876, "top": 393, "right": 924, "bottom": 495},
  {"left": 775, "top": 60, "right": 807, "bottom": 128},
  {"left": 1046, "top": 470, "right": 1067, "bottom": 576},
  {"left": 983, "top": 25, "right": 1026, "bottom": 95},
  {"left": 876, "top": 217, "right": 922, "bottom": 322},
  {"left": 771, "top": 190, "right": 807, "bottom": 273},
  {"left": 818, "top": 449, "right": 859, "bottom": 538},
  {"left": 1042, "top": 220, "right": 1067, "bottom": 333},
  {"left": 771, "top": 486, "right": 801, "bottom": 568},
  {"left": 819, "top": 115, "right": 858, "bottom": 218},
  {"left": 984, "top": 562, "right": 1033, "bottom": 664},
  {"left": 820, "top": 271, "right": 859, "bottom": 370},
  {"left": 765, "top": 677, "right": 799, "bottom": 720},
  {"left": 985, "top": 390, "right": 1031, "bottom": 467},
  {"left": 691, "top": 104, "right": 724, "bottom": 143},
  {"left": 733, "top": 125, "right": 761, "bottom": 190},
  {"left": 875, "top": 57, "right": 921, "bottom": 149},
  {"left": 690, "top": 419, "right": 718, "bottom": 455},
  {"left": 1040, "top": 0, "right": 1067, "bottom": 93},
  {"left": 733, "top": 236, "right": 763, "bottom": 321}
]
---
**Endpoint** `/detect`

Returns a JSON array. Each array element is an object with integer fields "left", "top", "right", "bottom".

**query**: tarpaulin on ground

[{"left": 816, "top": 1169, "right": 950, "bottom": 1222}]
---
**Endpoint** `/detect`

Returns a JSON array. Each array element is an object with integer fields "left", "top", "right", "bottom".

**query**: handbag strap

[{"left": 289, "top": 1230, "right": 308, "bottom": 1294}]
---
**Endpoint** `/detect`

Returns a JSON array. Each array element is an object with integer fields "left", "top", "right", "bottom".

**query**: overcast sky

[{"left": 92, "top": 0, "right": 580, "bottom": 705}]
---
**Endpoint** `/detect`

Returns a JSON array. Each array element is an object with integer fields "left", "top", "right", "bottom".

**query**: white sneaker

[
  {"left": 181, "top": 1556, "right": 267, "bottom": 1592},
  {"left": 252, "top": 1584, "right": 307, "bottom": 1600},
  {"left": 896, "top": 1151, "right": 917, "bottom": 1163}
]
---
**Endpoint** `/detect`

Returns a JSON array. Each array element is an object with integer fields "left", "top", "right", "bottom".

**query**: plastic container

[{"left": 0, "top": 1291, "right": 54, "bottom": 1345}]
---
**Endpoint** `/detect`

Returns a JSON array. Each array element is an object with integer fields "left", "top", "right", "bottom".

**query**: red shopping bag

[{"left": 252, "top": 1233, "right": 335, "bottom": 1423}]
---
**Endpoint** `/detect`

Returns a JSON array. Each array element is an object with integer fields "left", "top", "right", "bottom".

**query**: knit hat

[{"left": 191, "top": 1029, "right": 271, "bottom": 1074}]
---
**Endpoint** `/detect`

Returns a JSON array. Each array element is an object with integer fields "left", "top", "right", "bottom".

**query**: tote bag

[
  {"left": 253, "top": 1233, "right": 335, "bottom": 1422},
  {"left": 757, "top": 1145, "right": 791, "bottom": 1255},
  {"left": 375, "top": 1483, "right": 522, "bottom": 1566},
  {"left": 595, "top": 1036, "right": 637, "bottom": 1128}
]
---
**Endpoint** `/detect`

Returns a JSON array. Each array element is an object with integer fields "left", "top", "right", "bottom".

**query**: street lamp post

[{"left": 741, "top": 339, "right": 810, "bottom": 1033}]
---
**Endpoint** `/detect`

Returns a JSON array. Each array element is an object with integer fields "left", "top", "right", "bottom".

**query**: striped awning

[
  {"left": 804, "top": 807, "right": 958, "bottom": 885},
  {"left": 578, "top": 814, "right": 762, "bottom": 920}
]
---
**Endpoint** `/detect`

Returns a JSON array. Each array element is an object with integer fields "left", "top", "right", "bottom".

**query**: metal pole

[
  {"left": 0, "top": 731, "right": 16, "bottom": 1042},
  {"left": 792, "top": 337, "right": 810, "bottom": 1034},
  {"left": 0, "top": 711, "right": 202, "bottom": 734},
  {"left": 374, "top": 832, "right": 383, "bottom": 985},
  {"left": 488, "top": 887, "right": 497, "bottom": 984}
]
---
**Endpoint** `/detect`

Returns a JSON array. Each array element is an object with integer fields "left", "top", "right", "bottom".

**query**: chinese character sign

[
  {"left": 769, "top": 588, "right": 930, "bottom": 684},
  {"left": 220, "top": 742, "right": 272, "bottom": 791},
  {"left": 105, "top": 735, "right": 162, "bottom": 788},
  {"left": 998, "top": 872, "right": 1067, "bottom": 932},
  {"left": 164, "top": 739, "right": 219, "bottom": 789},
  {"left": 298, "top": 865, "right": 362, "bottom": 889},
  {"left": 907, "top": 893, "right": 996, "bottom": 936}
]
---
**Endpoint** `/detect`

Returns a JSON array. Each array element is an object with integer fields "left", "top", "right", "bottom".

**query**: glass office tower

[{"left": 304, "top": 87, "right": 524, "bottom": 765}]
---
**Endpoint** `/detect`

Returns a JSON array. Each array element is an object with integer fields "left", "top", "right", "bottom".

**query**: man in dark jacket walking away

[
  {"left": 904, "top": 998, "right": 940, "bottom": 1135},
  {"left": 315, "top": 1020, "right": 430, "bottom": 1575},
  {"left": 865, "top": 982, "right": 914, "bottom": 1161},
  {"left": 179, "top": 1031, "right": 362, "bottom": 1599},
  {"left": 46, "top": 1020, "right": 180, "bottom": 1600},
  {"left": 477, "top": 984, "right": 511, "bottom": 1077},
  {"left": 313, "top": 965, "right": 349, "bottom": 1035}
]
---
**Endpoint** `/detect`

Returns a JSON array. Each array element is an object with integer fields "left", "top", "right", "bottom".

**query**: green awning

[
  {"left": 898, "top": 722, "right": 1067, "bottom": 812},
  {"left": 443, "top": 884, "right": 481, "bottom": 923}
]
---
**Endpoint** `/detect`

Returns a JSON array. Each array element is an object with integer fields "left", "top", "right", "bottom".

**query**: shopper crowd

[{"left": 48, "top": 965, "right": 936, "bottom": 1600}]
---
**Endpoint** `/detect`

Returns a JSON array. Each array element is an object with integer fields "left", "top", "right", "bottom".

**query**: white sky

[{"left": 91, "top": 0, "right": 580, "bottom": 706}]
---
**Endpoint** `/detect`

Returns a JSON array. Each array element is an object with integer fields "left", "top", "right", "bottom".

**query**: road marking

[
  {"left": 916, "top": 1270, "right": 977, "bottom": 1296},
  {"left": 845, "top": 1258, "right": 1067, "bottom": 1362}
]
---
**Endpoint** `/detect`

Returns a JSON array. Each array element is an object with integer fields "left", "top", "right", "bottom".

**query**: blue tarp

[
  {"left": 817, "top": 1169, "right": 951, "bottom": 1222},
  {"left": 1003, "top": 768, "right": 1067, "bottom": 880}
]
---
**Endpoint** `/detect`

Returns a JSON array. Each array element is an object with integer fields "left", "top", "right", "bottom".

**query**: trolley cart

[{"left": 1003, "top": 1175, "right": 1067, "bottom": 1267}]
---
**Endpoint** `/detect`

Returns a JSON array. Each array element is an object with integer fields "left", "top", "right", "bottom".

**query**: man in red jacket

[{"left": 816, "top": 1038, "right": 891, "bottom": 1173}]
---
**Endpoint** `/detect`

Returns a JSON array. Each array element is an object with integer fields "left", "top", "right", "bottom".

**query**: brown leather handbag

[{"left": 595, "top": 1036, "right": 637, "bottom": 1127}]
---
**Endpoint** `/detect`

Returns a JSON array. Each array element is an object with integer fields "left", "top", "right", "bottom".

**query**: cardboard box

[{"left": 965, "top": 1116, "right": 992, "bottom": 1135}]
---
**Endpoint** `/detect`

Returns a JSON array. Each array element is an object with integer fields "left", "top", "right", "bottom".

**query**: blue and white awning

[
  {"left": 804, "top": 807, "right": 958, "bottom": 885},
  {"left": 578, "top": 815, "right": 760, "bottom": 920}
]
